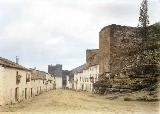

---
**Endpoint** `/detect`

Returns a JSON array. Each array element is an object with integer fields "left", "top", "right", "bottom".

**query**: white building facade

[
  {"left": 45, "top": 73, "right": 56, "bottom": 91},
  {"left": 74, "top": 65, "right": 99, "bottom": 92},
  {"left": 0, "top": 59, "right": 32, "bottom": 106},
  {"left": 55, "top": 77, "right": 62, "bottom": 89},
  {"left": 66, "top": 75, "right": 74, "bottom": 89},
  {"left": 31, "top": 70, "right": 56, "bottom": 97},
  {"left": 0, "top": 57, "right": 56, "bottom": 106}
]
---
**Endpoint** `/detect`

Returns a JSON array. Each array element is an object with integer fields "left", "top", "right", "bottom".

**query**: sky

[{"left": 0, "top": 0, "right": 160, "bottom": 72}]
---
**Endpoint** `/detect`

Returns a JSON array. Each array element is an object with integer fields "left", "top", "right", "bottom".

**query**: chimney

[{"left": 16, "top": 56, "right": 19, "bottom": 64}]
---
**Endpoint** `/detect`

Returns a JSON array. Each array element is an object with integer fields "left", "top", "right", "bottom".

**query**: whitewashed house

[
  {"left": 55, "top": 77, "right": 62, "bottom": 89},
  {"left": 74, "top": 72, "right": 83, "bottom": 90},
  {"left": 74, "top": 64, "right": 99, "bottom": 92},
  {"left": 30, "top": 70, "right": 56, "bottom": 96},
  {"left": 66, "top": 75, "right": 73, "bottom": 89},
  {"left": 48, "top": 64, "right": 63, "bottom": 89},
  {"left": 45, "top": 73, "right": 56, "bottom": 91},
  {"left": 0, "top": 57, "right": 32, "bottom": 106},
  {"left": 0, "top": 57, "right": 56, "bottom": 106},
  {"left": 30, "top": 69, "right": 46, "bottom": 97}
]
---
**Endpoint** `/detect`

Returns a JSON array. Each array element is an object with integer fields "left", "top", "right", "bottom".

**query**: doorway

[
  {"left": 40, "top": 86, "right": 41, "bottom": 94},
  {"left": 37, "top": 87, "right": 38, "bottom": 95},
  {"left": 82, "top": 84, "right": 84, "bottom": 90},
  {"left": 31, "top": 88, "right": 33, "bottom": 97},
  {"left": 15, "top": 87, "right": 19, "bottom": 102},
  {"left": 25, "top": 88, "right": 27, "bottom": 99}
]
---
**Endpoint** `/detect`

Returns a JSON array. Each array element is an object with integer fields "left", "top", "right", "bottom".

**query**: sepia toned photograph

[{"left": 0, "top": 0, "right": 160, "bottom": 114}]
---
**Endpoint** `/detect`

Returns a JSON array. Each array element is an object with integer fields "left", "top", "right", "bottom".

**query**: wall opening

[
  {"left": 25, "top": 88, "right": 27, "bottom": 99},
  {"left": 15, "top": 87, "right": 19, "bottom": 102},
  {"left": 31, "top": 88, "right": 33, "bottom": 97}
]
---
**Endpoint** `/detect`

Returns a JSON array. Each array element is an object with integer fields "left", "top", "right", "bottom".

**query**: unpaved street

[{"left": 0, "top": 90, "right": 159, "bottom": 114}]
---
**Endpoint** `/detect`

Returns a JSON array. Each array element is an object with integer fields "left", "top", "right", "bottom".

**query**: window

[
  {"left": 26, "top": 73, "right": 30, "bottom": 83},
  {"left": 16, "top": 71, "right": 21, "bottom": 84}
]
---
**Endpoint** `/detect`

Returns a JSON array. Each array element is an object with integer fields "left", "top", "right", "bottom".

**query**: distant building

[
  {"left": 45, "top": 73, "right": 56, "bottom": 91},
  {"left": 71, "top": 48, "right": 100, "bottom": 92},
  {"left": 30, "top": 69, "right": 46, "bottom": 96},
  {"left": 30, "top": 69, "right": 55, "bottom": 96},
  {"left": 48, "top": 64, "right": 63, "bottom": 89},
  {"left": 62, "top": 70, "right": 70, "bottom": 89},
  {"left": 66, "top": 75, "right": 70, "bottom": 88},
  {"left": 48, "top": 64, "right": 62, "bottom": 77},
  {"left": 74, "top": 64, "right": 99, "bottom": 92}
]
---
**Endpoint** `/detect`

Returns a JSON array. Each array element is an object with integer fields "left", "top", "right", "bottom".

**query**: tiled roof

[
  {"left": 71, "top": 63, "right": 99, "bottom": 75},
  {"left": 71, "top": 64, "right": 87, "bottom": 74},
  {"left": 31, "top": 69, "right": 46, "bottom": 80},
  {"left": 0, "top": 57, "right": 29, "bottom": 71}
]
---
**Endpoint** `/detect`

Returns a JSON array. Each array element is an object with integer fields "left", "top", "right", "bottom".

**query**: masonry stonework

[
  {"left": 95, "top": 24, "right": 160, "bottom": 94},
  {"left": 86, "top": 49, "right": 99, "bottom": 66},
  {"left": 99, "top": 25, "right": 142, "bottom": 76}
]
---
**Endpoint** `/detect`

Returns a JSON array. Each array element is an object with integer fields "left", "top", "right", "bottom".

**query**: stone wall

[
  {"left": 99, "top": 26, "right": 111, "bottom": 75},
  {"left": 86, "top": 49, "right": 99, "bottom": 66},
  {"left": 109, "top": 25, "right": 142, "bottom": 76},
  {"left": 99, "top": 24, "right": 142, "bottom": 76},
  {"left": 95, "top": 24, "right": 160, "bottom": 94}
]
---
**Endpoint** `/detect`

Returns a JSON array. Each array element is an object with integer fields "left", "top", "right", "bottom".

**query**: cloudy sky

[{"left": 0, "top": 0, "right": 160, "bottom": 71}]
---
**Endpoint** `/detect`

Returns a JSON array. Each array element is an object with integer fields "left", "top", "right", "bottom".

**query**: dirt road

[{"left": 0, "top": 90, "right": 159, "bottom": 114}]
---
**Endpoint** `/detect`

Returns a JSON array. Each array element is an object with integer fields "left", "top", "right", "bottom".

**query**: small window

[
  {"left": 16, "top": 71, "right": 21, "bottom": 84},
  {"left": 26, "top": 73, "right": 30, "bottom": 83}
]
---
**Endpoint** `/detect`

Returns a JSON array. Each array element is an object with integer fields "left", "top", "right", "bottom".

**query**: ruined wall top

[
  {"left": 100, "top": 24, "right": 137, "bottom": 33},
  {"left": 86, "top": 49, "right": 99, "bottom": 66}
]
